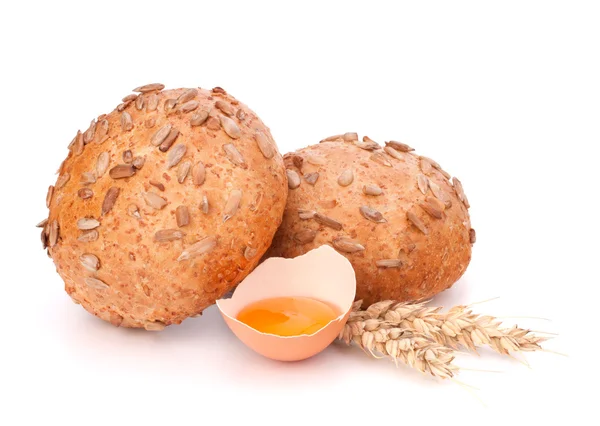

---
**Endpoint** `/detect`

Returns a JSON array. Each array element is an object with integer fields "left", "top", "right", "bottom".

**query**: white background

[{"left": 1, "top": 1, "right": 597, "bottom": 424}]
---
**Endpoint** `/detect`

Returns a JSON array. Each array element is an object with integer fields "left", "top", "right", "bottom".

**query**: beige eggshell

[{"left": 217, "top": 244, "right": 356, "bottom": 361}]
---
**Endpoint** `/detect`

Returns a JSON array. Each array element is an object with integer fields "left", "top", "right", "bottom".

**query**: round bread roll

[
  {"left": 266, "top": 134, "right": 474, "bottom": 305},
  {"left": 41, "top": 84, "right": 287, "bottom": 329}
]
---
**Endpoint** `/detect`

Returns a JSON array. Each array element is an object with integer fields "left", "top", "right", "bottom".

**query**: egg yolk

[{"left": 236, "top": 296, "right": 339, "bottom": 337}]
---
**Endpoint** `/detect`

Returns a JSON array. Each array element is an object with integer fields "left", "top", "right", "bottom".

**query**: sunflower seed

[
  {"left": 80, "top": 172, "right": 96, "bottom": 185},
  {"left": 304, "top": 172, "right": 319, "bottom": 185},
  {"left": 133, "top": 83, "right": 165, "bottom": 93},
  {"left": 36, "top": 218, "right": 48, "bottom": 228},
  {"left": 142, "top": 321, "right": 165, "bottom": 331},
  {"left": 96, "top": 152, "right": 110, "bottom": 177},
  {"left": 206, "top": 116, "right": 220, "bottom": 130},
  {"left": 179, "top": 100, "right": 199, "bottom": 113},
  {"left": 46, "top": 185, "right": 54, "bottom": 208},
  {"left": 176, "top": 206, "right": 190, "bottom": 227},
  {"left": 177, "top": 88, "right": 198, "bottom": 104},
  {"left": 120, "top": 111, "right": 133, "bottom": 132},
  {"left": 420, "top": 197, "right": 445, "bottom": 219},
  {"left": 469, "top": 228, "right": 476, "bottom": 244},
  {"left": 164, "top": 98, "right": 177, "bottom": 115},
  {"left": 117, "top": 101, "right": 131, "bottom": 112},
  {"left": 192, "top": 161, "right": 206, "bottom": 185},
  {"left": 438, "top": 168, "right": 451, "bottom": 180},
  {"left": 127, "top": 203, "right": 141, "bottom": 220},
  {"left": 146, "top": 93, "right": 159, "bottom": 111},
  {"left": 149, "top": 180, "right": 165, "bottom": 191},
  {"left": 314, "top": 213, "right": 343, "bottom": 230},
  {"left": 384, "top": 146, "right": 405, "bottom": 161},
  {"left": 223, "top": 189, "right": 242, "bottom": 222},
  {"left": 85, "top": 277, "right": 109, "bottom": 290},
  {"left": 212, "top": 86, "right": 226, "bottom": 94},
  {"left": 154, "top": 229, "right": 186, "bottom": 242},
  {"left": 83, "top": 120, "right": 96, "bottom": 144},
  {"left": 78, "top": 229, "right": 99, "bottom": 242},
  {"left": 80, "top": 253, "right": 100, "bottom": 272},
  {"left": 132, "top": 156, "right": 145, "bottom": 169},
  {"left": 407, "top": 211, "right": 428, "bottom": 234},
  {"left": 420, "top": 157, "right": 434, "bottom": 175},
  {"left": 360, "top": 205, "right": 387, "bottom": 223},
  {"left": 159, "top": 128, "right": 180, "bottom": 152},
  {"left": 71, "top": 131, "right": 84, "bottom": 155},
  {"left": 363, "top": 184, "right": 383, "bottom": 196},
  {"left": 452, "top": 177, "right": 470, "bottom": 208},
  {"left": 123, "top": 150, "right": 133, "bottom": 163},
  {"left": 306, "top": 154, "right": 326, "bottom": 165},
  {"left": 95, "top": 120, "right": 109, "bottom": 143},
  {"left": 133, "top": 95, "right": 144, "bottom": 110},
  {"left": 220, "top": 115, "right": 241, "bottom": 139},
  {"left": 102, "top": 187, "right": 120, "bottom": 215},
  {"left": 295, "top": 229, "right": 317, "bottom": 244},
  {"left": 236, "top": 109, "right": 246, "bottom": 120},
  {"left": 332, "top": 237, "right": 364, "bottom": 253},
  {"left": 286, "top": 169, "right": 301, "bottom": 189},
  {"left": 255, "top": 131, "right": 275, "bottom": 159},
  {"left": 371, "top": 152, "right": 392, "bottom": 167},
  {"left": 144, "top": 192, "right": 167, "bottom": 210},
  {"left": 177, "top": 160, "right": 191, "bottom": 183},
  {"left": 200, "top": 195, "right": 209, "bottom": 214},
  {"left": 166, "top": 144, "right": 187, "bottom": 169},
  {"left": 78, "top": 188, "right": 93, "bottom": 199},
  {"left": 41, "top": 228, "right": 48, "bottom": 249},
  {"left": 320, "top": 134, "right": 343, "bottom": 143},
  {"left": 376, "top": 259, "right": 404, "bottom": 268},
  {"left": 56, "top": 173, "right": 70, "bottom": 189},
  {"left": 338, "top": 169, "right": 354, "bottom": 186},
  {"left": 122, "top": 94, "right": 138, "bottom": 102},
  {"left": 428, "top": 180, "right": 442, "bottom": 198},
  {"left": 151, "top": 124, "right": 172, "bottom": 146},
  {"left": 223, "top": 144, "right": 247, "bottom": 168},
  {"left": 190, "top": 110, "right": 210, "bottom": 126},
  {"left": 177, "top": 236, "right": 217, "bottom": 261},
  {"left": 416, "top": 174, "right": 429, "bottom": 195},
  {"left": 298, "top": 209, "right": 316, "bottom": 220},
  {"left": 215, "top": 100, "right": 234, "bottom": 116},
  {"left": 77, "top": 218, "right": 100, "bottom": 230},
  {"left": 48, "top": 220, "right": 59, "bottom": 247},
  {"left": 343, "top": 132, "right": 358, "bottom": 141},
  {"left": 385, "top": 141, "right": 414, "bottom": 152},
  {"left": 109, "top": 164, "right": 136, "bottom": 179},
  {"left": 356, "top": 136, "right": 379, "bottom": 150},
  {"left": 244, "top": 246, "right": 258, "bottom": 260},
  {"left": 145, "top": 118, "right": 156, "bottom": 128}
]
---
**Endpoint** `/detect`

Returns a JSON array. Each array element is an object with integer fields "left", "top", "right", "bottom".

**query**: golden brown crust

[
  {"left": 44, "top": 86, "right": 287, "bottom": 329},
  {"left": 266, "top": 137, "right": 473, "bottom": 306}
]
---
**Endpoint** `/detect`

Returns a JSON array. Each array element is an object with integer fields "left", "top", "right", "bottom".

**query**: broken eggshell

[{"left": 216, "top": 244, "right": 356, "bottom": 361}]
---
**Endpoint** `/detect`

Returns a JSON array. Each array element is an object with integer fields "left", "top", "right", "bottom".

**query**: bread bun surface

[
  {"left": 266, "top": 135, "right": 474, "bottom": 305},
  {"left": 44, "top": 85, "right": 287, "bottom": 329}
]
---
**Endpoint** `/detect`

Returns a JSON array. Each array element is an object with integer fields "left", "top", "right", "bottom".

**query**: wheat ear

[
  {"left": 344, "top": 300, "right": 549, "bottom": 357},
  {"left": 339, "top": 302, "right": 459, "bottom": 379}
]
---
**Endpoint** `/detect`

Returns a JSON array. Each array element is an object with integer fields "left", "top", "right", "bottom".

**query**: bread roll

[
  {"left": 266, "top": 135, "right": 474, "bottom": 305},
  {"left": 41, "top": 84, "right": 287, "bottom": 329}
]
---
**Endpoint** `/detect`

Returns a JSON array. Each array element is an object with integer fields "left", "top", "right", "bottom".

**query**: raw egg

[{"left": 216, "top": 245, "right": 356, "bottom": 361}]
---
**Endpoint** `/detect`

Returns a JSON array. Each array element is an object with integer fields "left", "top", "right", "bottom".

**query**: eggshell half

[{"left": 216, "top": 244, "right": 356, "bottom": 361}]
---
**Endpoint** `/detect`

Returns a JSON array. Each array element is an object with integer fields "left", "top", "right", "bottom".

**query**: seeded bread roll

[
  {"left": 266, "top": 135, "right": 474, "bottom": 305},
  {"left": 40, "top": 84, "right": 287, "bottom": 330}
]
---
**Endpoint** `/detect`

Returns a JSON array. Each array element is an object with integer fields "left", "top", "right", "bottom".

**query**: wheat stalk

[
  {"left": 339, "top": 302, "right": 459, "bottom": 379},
  {"left": 339, "top": 299, "right": 549, "bottom": 379}
]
